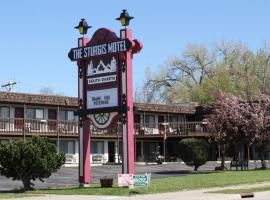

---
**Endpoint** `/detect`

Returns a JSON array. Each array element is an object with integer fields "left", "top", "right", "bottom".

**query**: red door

[
  {"left": 14, "top": 107, "right": 24, "bottom": 129},
  {"left": 48, "top": 109, "right": 57, "bottom": 131}
]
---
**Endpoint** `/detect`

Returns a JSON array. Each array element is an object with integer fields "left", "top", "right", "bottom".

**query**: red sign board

[{"left": 69, "top": 28, "right": 130, "bottom": 129}]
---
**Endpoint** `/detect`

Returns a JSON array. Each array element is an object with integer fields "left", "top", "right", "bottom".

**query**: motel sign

[{"left": 68, "top": 24, "right": 142, "bottom": 185}]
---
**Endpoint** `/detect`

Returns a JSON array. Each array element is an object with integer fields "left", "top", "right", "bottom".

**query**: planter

[{"left": 100, "top": 178, "right": 113, "bottom": 188}]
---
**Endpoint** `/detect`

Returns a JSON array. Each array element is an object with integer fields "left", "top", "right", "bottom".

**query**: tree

[
  {"left": 39, "top": 86, "right": 64, "bottom": 96},
  {"left": 39, "top": 86, "right": 54, "bottom": 95},
  {"left": 145, "top": 44, "right": 215, "bottom": 104},
  {"left": 0, "top": 136, "right": 65, "bottom": 191},
  {"left": 207, "top": 92, "right": 239, "bottom": 169},
  {"left": 208, "top": 92, "right": 270, "bottom": 169},
  {"left": 248, "top": 95, "right": 270, "bottom": 169},
  {"left": 179, "top": 138, "right": 209, "bottom": 171},
  {"left": 254, "top": 45, "right": 270, "bottom": 95},
  {"left": 143, "top": 41, "right": 270, "bottom": 105}
]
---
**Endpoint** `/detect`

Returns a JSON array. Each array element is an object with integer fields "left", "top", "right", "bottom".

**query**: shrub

[
  {"left": 179, "top": 138, "right": 209, "bottom": 171},
  {"left": 0, "top": 136, "right": 65, "bottom": 191}
]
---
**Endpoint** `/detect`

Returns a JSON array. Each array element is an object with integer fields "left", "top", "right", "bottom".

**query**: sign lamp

[
  {"left": 75, "top": 18, "right": 92, "bottom": 35},
  {"left": 116, "top": 9, "right": 134, "bottom": 27}
]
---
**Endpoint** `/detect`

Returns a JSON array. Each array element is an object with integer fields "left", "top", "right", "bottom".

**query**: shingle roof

[
  {"left": 0, "top": 92, "right": 77, "bottom": 107},
  {"left": 0, "top": 92, "right": 197, "bottom": 114},
  {"left": 134, "top": 102, "right": 195, "bottom": 114}
]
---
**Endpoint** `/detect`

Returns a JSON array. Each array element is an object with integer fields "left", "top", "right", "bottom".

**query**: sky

[{"left": 0, "top": 0, "right": 269, "bottom": 97}]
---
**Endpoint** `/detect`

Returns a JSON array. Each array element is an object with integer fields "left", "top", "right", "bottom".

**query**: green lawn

[
  {"left": 0, "top": 194, "right": 41, "bottom": 199},
  {"left": 26, "top": 170, "right": 270, "bottom": 196}
]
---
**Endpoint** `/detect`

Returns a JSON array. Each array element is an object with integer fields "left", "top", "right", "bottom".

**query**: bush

[
  {"left": 0, "top": 136, "right": 65, "bottom": 191},
  {"left": 179, "top": 138, "right": 209, "bottom": 171}
]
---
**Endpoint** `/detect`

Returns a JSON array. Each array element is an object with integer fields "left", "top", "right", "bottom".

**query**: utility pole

[{"left": 1, "top": 80, "right": 17, "bottom": 92}]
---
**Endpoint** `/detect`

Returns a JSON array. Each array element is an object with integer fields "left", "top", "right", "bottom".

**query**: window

[
  {"left": 169, "top": 116, "right": 178, "bottom": 129},
  {"left": 26, "top": 108, "right": 44, "bottom": 119},
  {"left": 0, "top": 139, "right": 10, "bottom": 144},
  {"left": 59, "top": 110, "right": 75, "bottom": 121},
  {"left": 179, "top": 115, "right": 186, "bottom": 122},
  {"left": 91, "top": 141, "right": 104, "bottom": 154},
  {"left": 25, "top": 108, "right": 44, "bottom": 130},
  {"left": 0, "top": 107, "right": 9, "bottom": 118},
  {"left": 59, "top": 140, "right": 75, "bottom": 154},
  {"left": 36, "top": 109, "right": 44, "bottom": 119},
  {"left": 59, "top": 110, "right": 75, "bottom": 131},
  {"left": 0, "top": 107, "right": 10, "bottom": 130},
  {"left": 145, "top": 115, "right": 155, "bottom": 128}
]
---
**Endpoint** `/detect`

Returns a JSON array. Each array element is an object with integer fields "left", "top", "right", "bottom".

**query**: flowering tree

[
  {"left": 249, "top": 95, "right": 270, "bottom": 169},
  {"left": 207, "top": 92, "right": 244, "bottom": 170},
  {"left": 208, "top": 92, "right": 270, "bottom": 169}
]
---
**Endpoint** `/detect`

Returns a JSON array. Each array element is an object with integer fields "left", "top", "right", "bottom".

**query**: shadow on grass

[{"left": 0, "top": 189, "right": 25, "bottom": 194}]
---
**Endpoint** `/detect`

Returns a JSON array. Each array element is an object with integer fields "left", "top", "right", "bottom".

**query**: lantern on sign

[
  {"left": 75, "top": 18, "right": 92, "bottom": 35},
  {"left": 116, "top": 9, "right": 134, "bottom": 27}
]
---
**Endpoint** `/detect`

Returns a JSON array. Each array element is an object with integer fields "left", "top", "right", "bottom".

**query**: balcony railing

[
  {"left": 0, "top": 118, "right": 208, "bottom": 138},
  {"left": 0, "top": 118, "right": 78, "bottom": 136},
  {"left": 90, "top": 125, "right": 120, "bottom": 137},
  {"left": 134, "top": 121, "right": 208, "bottom": 137}
]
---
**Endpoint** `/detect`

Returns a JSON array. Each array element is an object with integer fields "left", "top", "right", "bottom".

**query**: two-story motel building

[{"left": 0, "top": 91, "right": 213, "bottom": 164}]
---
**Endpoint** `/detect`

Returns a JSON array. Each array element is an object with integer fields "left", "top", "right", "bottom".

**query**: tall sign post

[{"left": 68, "top": 11, "right": 142, "bottom": 185}]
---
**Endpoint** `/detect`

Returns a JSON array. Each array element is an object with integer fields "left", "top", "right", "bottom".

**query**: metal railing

[
  {"left": 0, "top": 118, "right": 208, "bottom": 137},
  {"left": 134, "top": 121, "right": 208, "bottom": 137},
  {"left": 0, "top": 118, "right": 78, "bottom": 136}
]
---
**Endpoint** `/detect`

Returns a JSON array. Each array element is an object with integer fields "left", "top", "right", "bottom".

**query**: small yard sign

[
  {"left": 133, "top": 173, "right": 151, "bottom": 187},
  {"left": 118, "top": 174, "right": 134, "bottom": 187}
]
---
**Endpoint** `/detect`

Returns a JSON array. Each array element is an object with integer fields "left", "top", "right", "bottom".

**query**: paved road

[{"left": 0, "top": 161, "right": 267, "bottom": 191}]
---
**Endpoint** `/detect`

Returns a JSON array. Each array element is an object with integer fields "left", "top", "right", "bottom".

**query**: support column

[
  {"left": 121, "top": 28, "right": 134, "bottom": 174},
  {"left": 141, "top": 141, "right": 144, "bottom": 161},
  {"left": 78, "top": 37, "right": 91, "bottom": 185},
  {"left": 57, "top": 106, "right": 60, "bottom": 153},
  {"left": 82, "top": 118, "right": 90, "bottom": 183}
]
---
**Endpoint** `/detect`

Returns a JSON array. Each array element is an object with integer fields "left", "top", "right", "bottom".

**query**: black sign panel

[{"left": 68, "top": 39, "right": 132, "bottom": 61}]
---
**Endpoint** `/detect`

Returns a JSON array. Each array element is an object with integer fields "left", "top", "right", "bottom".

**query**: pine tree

[{"left": 0, "top": 136, "right": 65, "bottom": 191}]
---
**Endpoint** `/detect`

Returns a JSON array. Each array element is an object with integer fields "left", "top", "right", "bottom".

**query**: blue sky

[{"left": 0, "top": 1, "right": 269, "bottom": 96}]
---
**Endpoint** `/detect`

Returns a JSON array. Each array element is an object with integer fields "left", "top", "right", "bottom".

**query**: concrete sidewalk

[{"left": 7, "top": 182, "right": 270, "bottom": 200}]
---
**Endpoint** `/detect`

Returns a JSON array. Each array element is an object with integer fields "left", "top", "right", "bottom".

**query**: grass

[
  {"left": 27, "top": 169, "right": 270, "bottom": 196},
  {"left": 1, "top": 170, "right": 270, "bottom": 198},
  {"left": 210, "top": 186, "right": 270, "bottom": 194},
  {"left": 0, "top": 193, "right": 41, "bottom": 199}
]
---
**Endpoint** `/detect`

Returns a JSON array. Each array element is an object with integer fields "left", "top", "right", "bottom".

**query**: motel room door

[
  {"left": 14, "top": 107, "right": 24, "bottom": 129},
  {"left": 48, "top": 109, "right": 57, "bottom": 131},
  {"left": 108, "top": 141, "right": 115, "bottom": 163}
]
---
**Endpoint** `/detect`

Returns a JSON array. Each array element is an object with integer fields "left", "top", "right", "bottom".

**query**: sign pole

[
  {"left": 78, "top": 37, "right": 91, "bottom": 185},
  {"left": 120, "top": 28, "right": 134, "bottom": 174}
]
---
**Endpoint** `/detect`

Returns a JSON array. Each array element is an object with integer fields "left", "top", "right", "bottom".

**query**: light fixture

[
  {"left": 116, "top": 9, "right": 134, "bottom": 27},
  {"left": 75, "top": 18, "right": 92, "bottom": 35}
]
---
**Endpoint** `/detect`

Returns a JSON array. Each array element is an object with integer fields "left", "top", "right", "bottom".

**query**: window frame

[{"left": 26, "top": 108, "right": 44, "bottom": 119}]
